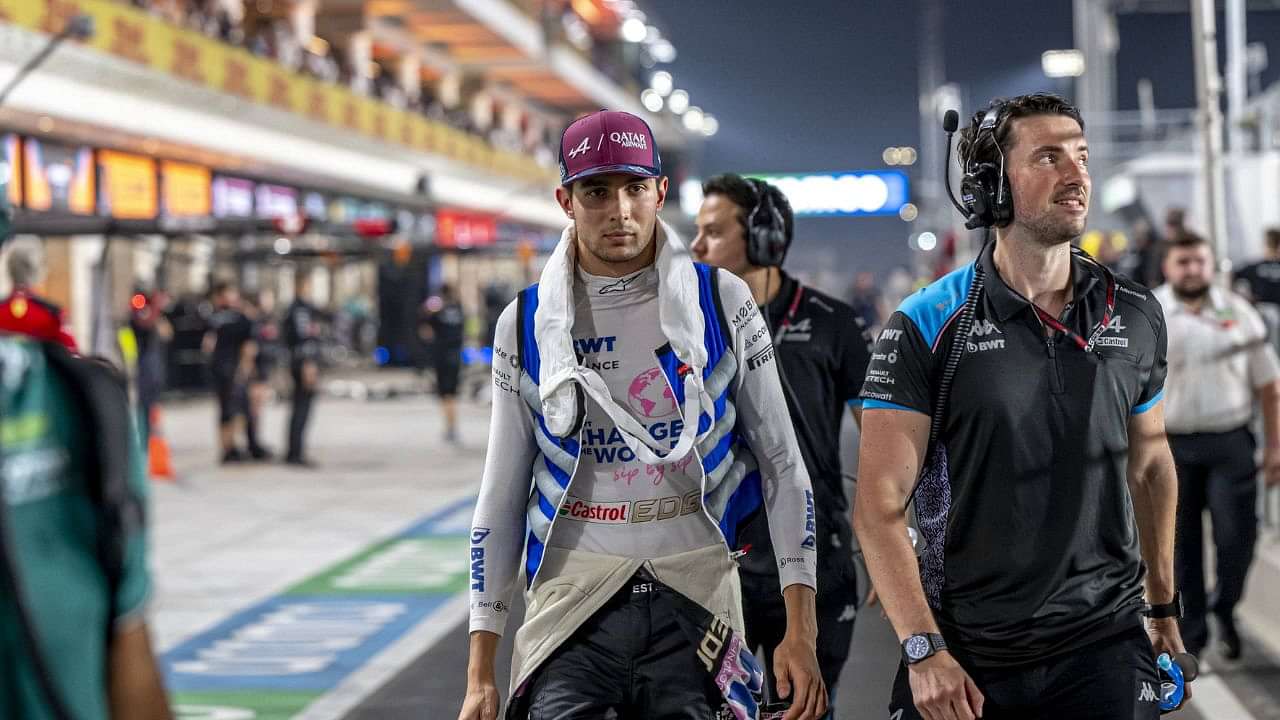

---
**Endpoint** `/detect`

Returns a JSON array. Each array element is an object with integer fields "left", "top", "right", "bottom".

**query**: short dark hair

[
  {"left": 957, "top": 92, "right": 1085, "bottom": 170},
  {"left": 1162, "top": 229, "right": 1211, "bottom": 260},
  {"left": 1266, "top": 227, "right": 1280, "bottom": 251},
  {"left": 701, "top": 173, "right": 794, "bottom": 246}
]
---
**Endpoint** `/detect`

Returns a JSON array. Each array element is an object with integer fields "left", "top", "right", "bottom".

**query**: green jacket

[{"left": 0, "top": 336, "right": 151, "bottom": 720}]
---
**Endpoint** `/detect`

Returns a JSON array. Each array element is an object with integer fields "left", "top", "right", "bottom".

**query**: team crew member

[
  {"left": 428, "top": 284, "right": 466, "bottom": 443},
  {"left": 693, "top": 173, "right": 873, "bottom": 709},
  {"left": 208, "top": 282, "right": 255, "bottom": 464},
  {"left": 1, "top": 336, "right": 171, "bottom": 718},
  {"left": 284, "top": 273, "right": 322, "bottom": 468},
  {"left": 1233, "top": 228, "right": 1280, "bottom": 333},
  {"left": 855, "top": 93, "right": 1187, "bottom": 720},
  {"left": 459, "top": 111, "right": 824, "bottom": 720},
  {"left": 1154, "top": 232, "right": 1280, "bottom": 660}
]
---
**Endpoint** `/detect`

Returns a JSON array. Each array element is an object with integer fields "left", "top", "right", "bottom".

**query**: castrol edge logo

[{"left": 558, "top": 490, "right": 701, "bottom": 524}]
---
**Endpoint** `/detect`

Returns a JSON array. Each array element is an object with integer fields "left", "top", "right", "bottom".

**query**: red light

[
  {"left": 131, "top": 294, "right": 147, "bottom": 310},
  {"left": 353, "top": 218, "right": 395, "bottom": 238}
]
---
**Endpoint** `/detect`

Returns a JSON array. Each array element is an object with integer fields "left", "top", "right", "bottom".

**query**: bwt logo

[
  {"left": 801, "top": 490, "right": 817, "bottom": 550},
  {"left": 574, "top": 336, "right": 617, "bottom": 354},
  {"left": 470, "top": 548, "right": 485, "bottom": 592},
  {"left": 879, "top": 328, "right": 903, "bottom": 342},
  {"left": 471, "top": 528, "right": 491, "bottom": 545}
]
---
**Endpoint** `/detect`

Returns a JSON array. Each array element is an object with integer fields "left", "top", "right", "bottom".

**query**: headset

[
  {"left": 949, "top": 102, "right": 1014, "bottom": 230},
  {"left": 745, "top": 178, "right": 790, "bottom": 268}
]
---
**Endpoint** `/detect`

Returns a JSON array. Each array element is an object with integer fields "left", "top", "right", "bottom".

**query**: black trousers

[
  {"left": 286, "top": 363, "right": 315, "bottom": 461},
  {"left": 1168, "top": 425, "right": 1259, "bottom": 655},
  {"left": 888, "top": 624, "right": 1160, "bottom": 720},
  {"left": 742, "top": 570, "right": 856, "bottom": 716},
  {"left": 514, "top": 573, "right": 726, "bottom": 719}
]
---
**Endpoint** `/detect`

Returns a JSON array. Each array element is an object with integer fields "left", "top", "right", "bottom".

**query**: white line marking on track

[{"left": 292, "top": 592, "right": 470, "bottom": 720}]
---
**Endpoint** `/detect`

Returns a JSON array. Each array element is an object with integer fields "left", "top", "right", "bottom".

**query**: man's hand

[
  {"left": 773, "top": 630, "right": 827, "bottom": 720},
  {"left": 907, "top": 652, "right": 984, "bottom": 720},
  {"left": 456, "top": 678, "right": 501, "bottom": 720},
  {"left": 1263, "top": 446, "right": 1280, "bottom": 487},
  {"left": 459, "top": 631, "right": 501, "bottom": 720},
  {"left": 1147, "top": 617, "right": 1193, "bottom": 708}
]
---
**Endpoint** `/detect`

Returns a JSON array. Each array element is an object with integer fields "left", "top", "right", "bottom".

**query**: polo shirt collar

[{"left": 979, "top": 240, "right": 1102, "bottom": 323}]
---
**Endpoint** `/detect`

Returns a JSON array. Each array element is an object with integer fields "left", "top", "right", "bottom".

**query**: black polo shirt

[
  {"left": 860, "top": 242, "right": 1168, "bottom": 667},
  {"left": 1234, "top": 259, "right": 1280, "bottom": 305},
  {"left": 737, "top": 272, "right": 873, "bottom": 597}
]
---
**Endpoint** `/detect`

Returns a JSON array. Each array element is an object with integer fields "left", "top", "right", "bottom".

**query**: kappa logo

[
  {"left": 1138, "top": 681, "right": 1159, "bottom": 703},
  {"left": 969, "top": 319, "right": 1002, "bottom": 337}
]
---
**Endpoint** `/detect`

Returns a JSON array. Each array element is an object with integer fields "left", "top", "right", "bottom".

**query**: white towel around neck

[{"left": 533, "top": 219, "right": 713, "bottom": 465}]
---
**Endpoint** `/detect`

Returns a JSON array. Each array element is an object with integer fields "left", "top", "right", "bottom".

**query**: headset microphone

[{"left": 942, "top": 109, "right": 982, "bottom": 228}]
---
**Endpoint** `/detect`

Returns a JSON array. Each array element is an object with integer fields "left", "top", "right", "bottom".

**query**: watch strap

[{"left": 1141, "top": 591, "right": 1184, "bottom": 620}]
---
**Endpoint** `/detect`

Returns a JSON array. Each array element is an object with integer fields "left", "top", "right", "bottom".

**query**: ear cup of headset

[
  {"left": 746, "top": 182, "right": 789, "bottom": 267},
  {"left": 960, "top": 162, "right": 1014, "bottom": 229}
]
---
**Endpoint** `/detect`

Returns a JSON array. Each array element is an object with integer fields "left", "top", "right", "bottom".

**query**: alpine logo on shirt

[
  {"left": 1093, "top": 314, "right": 1129, "bottom": 348},
  {"left": 776, "top": 318, "right": 813, "bottom": 344}
]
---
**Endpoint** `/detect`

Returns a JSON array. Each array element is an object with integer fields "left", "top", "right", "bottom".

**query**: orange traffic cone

[{"left": 147, "top": 405, "right": 175, "bottom": 482}]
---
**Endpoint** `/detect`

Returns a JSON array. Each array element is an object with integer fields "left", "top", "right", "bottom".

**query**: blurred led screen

[
  {"left": 98, "top": 150, "right": 158, "bottom": 219},
  {"left": 23, "top": 139, "right": 94, "bottom": 215},
  {"left": 213, "top": 175, "right": 255, "bottom": 218},
  {"left": 754, "top": 171, "right": 910, "bottom": 217},
  {"left": 256, "top": 183, "right": 299, "bottom": 219},
  {"left": 162, "top": 161, "right": 212, "bottom": 217},
  {"left": 436, "top": 210, "right": 496, "bottom": 248},
  {"left": 2, "top": 134, "right": 19, "bottom": 206},
  {"left": 302, "top": 191, "right": 328, "bottom": 220}
]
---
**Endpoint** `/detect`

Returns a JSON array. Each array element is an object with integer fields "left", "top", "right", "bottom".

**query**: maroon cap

[{"left": 559, "top": 110, "right": 662, "bottom": 186}]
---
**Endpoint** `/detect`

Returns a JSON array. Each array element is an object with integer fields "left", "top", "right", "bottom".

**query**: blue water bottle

[{"left": 1156, "top": 652, "right": 1199, "bottom": 714}]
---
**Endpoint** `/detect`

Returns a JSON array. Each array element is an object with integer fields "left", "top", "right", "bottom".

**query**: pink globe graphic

[{"left": 627, "top": 368, "right": 678, "bottom": 418}]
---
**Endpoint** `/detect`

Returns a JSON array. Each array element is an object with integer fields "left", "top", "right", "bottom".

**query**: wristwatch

[
  {"left": 901, "top": 633, "right": 948, "bottom": 665},
  {"left": 1140, "top": 591, "right": 1184, "bottom": 620}
]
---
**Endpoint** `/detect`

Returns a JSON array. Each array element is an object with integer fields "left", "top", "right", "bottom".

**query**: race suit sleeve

[
  {"left": 468, "top": 301, "right": 539, "bottom": 636},
  {"left": 718, "top": 270, "right": 817, "bottom": 591}
]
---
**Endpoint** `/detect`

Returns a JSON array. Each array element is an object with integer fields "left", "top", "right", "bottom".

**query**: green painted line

[
  {"left": 171, "top": 690, "right": 320, "bottom": 720},
  {"left": 285, "top": 536, "right": 469, "bottom": 597}
]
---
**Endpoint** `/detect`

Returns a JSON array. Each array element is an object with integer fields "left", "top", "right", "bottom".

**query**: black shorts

[
  {"left": 434, "top": 357, "right": 461, "bottom": 397},
  {"left": 510, "top": 573, "right": 742, "bottom": 719},
  {"left": 888, "top": 623, "right": 1161, "bottom": 720},
  {"left": 213, "top": 371, "right": 247, "bottom": 424}
]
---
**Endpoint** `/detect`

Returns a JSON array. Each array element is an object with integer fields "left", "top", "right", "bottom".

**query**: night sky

[{"left": 643, "top": 0, "right": 1280, "bottom": 281}]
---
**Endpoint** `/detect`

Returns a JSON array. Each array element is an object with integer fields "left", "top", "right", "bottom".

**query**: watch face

[{"left": 906, "top": 635, "right": 931, "bottom": 660}]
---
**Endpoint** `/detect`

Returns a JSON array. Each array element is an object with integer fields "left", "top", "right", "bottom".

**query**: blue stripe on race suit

[
  {"left": 525, "top": 531, "right": 544, "bottom": 587},
  {"left": 694, "top": 263, "right": 729, "bottom": 359},
  {"left": 536, "top": 488, "right": 557, "bottom": 521},
  {"left": 700, "top": 428, "right": 734, "bottom": 474},
  {"left": 535, "top": 413, "right": 580, "bottom": 456},
  {"left": 542, "top": 453, "right": 571, "bottom": 489},
  {"left": 519, "top": 285, "right": 541, "bottom": 383},
  {"left": 718, "top": 469, "right": 763, "bottom": 549}
]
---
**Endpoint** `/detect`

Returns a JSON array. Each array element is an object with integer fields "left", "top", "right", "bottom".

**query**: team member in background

[
  {"left": 856, "top": 93, "right": 1186, "bottom": 720},
  {"left": 128, "top": 287, "right": 173, "bottom": 443},
  {"left": 1155, "top": 231, "right": 1280, "bottom": 661},
  {"left": 459, "top": 110, "right": 823, "bottom": 720},
  {"left": 284, "top": 273, "right": 323, "bottom": 468},
  {"left": 0, "top": 240, "right": 77, "bottom": 351},
  {"left": 427, "top": 284, "right": 466, "bottom": 443},
  {"left": 2, "top": 320, "right": 171, "bottom": 718},
  {"left": 208, "top": 281, "right": 256, "bottom": 464},
  {"left": 1233, "top": 228, "right": 1280, "bottom": 345},
  {"left": 245, "top": 289, "right": 281, "bottom": 460},
  {"left": 693, "top": 173, "right": 873, "bottom": 712}
]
